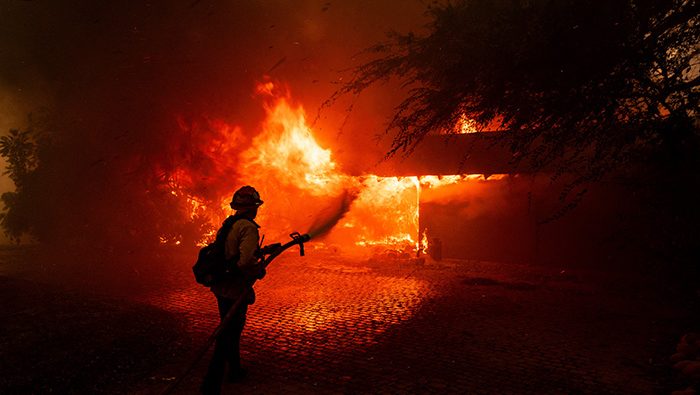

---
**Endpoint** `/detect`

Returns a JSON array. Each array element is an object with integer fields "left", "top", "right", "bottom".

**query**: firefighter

[{"left": 201, "top": 185, "right": 266, "bottom": 395}]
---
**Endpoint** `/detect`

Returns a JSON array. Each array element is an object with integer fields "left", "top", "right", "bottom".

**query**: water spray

[{"left": 306, "top": 189, "right": 357, "bottom": 239}]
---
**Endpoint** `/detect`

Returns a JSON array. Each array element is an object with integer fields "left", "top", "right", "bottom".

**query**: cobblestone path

[{"left": 126, "top": 253, "right": 686, "bottom": 394}]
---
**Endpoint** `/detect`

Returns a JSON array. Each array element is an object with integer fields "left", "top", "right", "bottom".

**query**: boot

[
  {"left": 200, "top": 379, "right": 221, "bottom": 395},
  {"left": 226, "top": 367, "right": 248, "bottom": 383}
]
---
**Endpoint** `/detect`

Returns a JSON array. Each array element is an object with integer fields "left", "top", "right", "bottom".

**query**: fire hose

[{"left": 162, "top": 232, "right": 310, "bottom": 395}]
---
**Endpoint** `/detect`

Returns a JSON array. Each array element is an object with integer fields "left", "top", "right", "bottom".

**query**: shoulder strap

[{"left": 214, "top": 214, "right": 243, "bottom": 245}]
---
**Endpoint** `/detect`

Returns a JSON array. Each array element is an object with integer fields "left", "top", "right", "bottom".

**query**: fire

[
  {"left": 420, "top": 174, "right": 506, "bottom": 187},
  {"left": 419, "top": 175, "right": 463, "bottom": 188},
  {"left": 165, "top": 80, "right": 509, "bottom": 256},
  {"left": 449, "top": 113, "right": 508, "bottom": 134},
  {"left": 457, "top": 115, "right": 479, "bottom": 134},
  {"left": 419, "top": 228, "right": 429, "bottom": 255},
  {"left": 337, "top": 176, "right": 419, "bottom": 252},
  {"left": 241, "top": 88, "right": 345, "bottom": 194},
  {"left": 438, "top": 113, "right": 479, "bottom": 134}
]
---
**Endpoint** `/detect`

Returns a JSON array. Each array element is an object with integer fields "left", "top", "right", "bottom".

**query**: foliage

[
  {"left": 0, "top": 115, "right": 211, "bottom": 251},
  {"left": 334, "top": 0, "right": 699, "bottom": 182},
  {"left": 0, "top": 129, "right": 39, "bottom": 242},
  {"left": 331, "top": 0, "right": 700, "bottom": 278},
  {"left": 0, "top": 129, "right": 38, "bottom": 187}
]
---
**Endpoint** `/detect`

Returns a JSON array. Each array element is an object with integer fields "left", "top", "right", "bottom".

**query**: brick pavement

[
  {"left": 1, "top": 247, "right": 691, "bottom": 394},
  {"left": 128, "top": 252, "right": 688, "bottom": 394},
  {"left": 0, "top": 275, "right": 185, "bottom": 394}
]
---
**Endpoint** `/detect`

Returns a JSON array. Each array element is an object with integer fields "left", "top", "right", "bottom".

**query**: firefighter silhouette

[{"left": 201, "top": 186, "right": 266, "bottom": 394}]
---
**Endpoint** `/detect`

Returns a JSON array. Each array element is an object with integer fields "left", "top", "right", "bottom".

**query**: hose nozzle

[{"left": 289, "top": 232, "right": 311, "bottom": 256}]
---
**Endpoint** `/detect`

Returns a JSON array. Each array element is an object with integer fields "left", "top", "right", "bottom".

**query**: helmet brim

[{"left": 230, "top": 200, "right": 264, "bottom": 210}]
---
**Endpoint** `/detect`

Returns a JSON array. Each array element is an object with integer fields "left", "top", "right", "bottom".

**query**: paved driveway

[
  {"left": 129, "top": 253, "right": 687, "bottom": 394},
  {"left": 0, "top": 246, "right": 690, "bottom": 394}
]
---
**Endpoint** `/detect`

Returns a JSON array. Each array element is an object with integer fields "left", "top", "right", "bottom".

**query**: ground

[{"left": 0, "top": 245, "right": 694, "bottom": 394}]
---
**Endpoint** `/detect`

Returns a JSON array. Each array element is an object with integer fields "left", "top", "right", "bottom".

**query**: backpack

[{"left": 192, "top": 215, "right": 243, "bottom": 286}]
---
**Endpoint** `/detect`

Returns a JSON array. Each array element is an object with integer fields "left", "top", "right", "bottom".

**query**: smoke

[
  {"left": 0, "top": 1, "right": 427, "bottom": 255},
  {"left": 420, "top": 178, "right": 516, "bottom": 219},
  {"left": 306, "top": 189, "right": 358, "bottom": 239}
]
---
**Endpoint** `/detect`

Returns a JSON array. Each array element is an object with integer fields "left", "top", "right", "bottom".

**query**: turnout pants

[{"left": 202, "top": 295, "right": 248, "bottom": 389}]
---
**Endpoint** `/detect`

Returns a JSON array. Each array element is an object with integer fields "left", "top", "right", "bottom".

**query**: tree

[
  {"left": 0, "top": 129, "right": 37, "bottom": 188},
  {"left": 0, "top": 116, "right": 213, "bottom": 252},
  {"left": 333, "top": 0, "right": 699, "bottom": 277},
  {"left": 335, "top": 0, "right": 699, "bottom": 182},
  {"left": 0, "top": 129, "right": 38, "bottom": 242}
]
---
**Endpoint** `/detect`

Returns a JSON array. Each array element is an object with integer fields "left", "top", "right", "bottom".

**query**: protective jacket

[{"left": 210, "top": 217, "right": 260, "bottom": 303}]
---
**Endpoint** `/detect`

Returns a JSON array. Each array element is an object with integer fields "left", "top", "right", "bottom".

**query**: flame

[
  {"left": 419, "top": 228, "right": 429, "bottom": 255},
  {"left": 448, "top": 113, "right": 508, "bottom": 134},
  {"left": 241, "top": 93, "right": 345, "bottom": 194},
  {"left": 419, "top": 174, "right": 506, "bottom": 188},
  {"left": 437, "top": 113, "right": 479, "bottom": 134},
  {"left": 165, "top": 80, "right": 511, "bottom": 255},
  {"left": 419, "top": 175, "right": 464, "bottom": 188},
  {"left": 457, "top": 115, "right": 479, "bottom": 134},
  {"left": 340, "top": 176, "right": 419, "bottom": 252}
]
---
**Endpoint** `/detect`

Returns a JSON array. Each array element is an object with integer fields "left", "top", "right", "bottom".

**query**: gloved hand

[
  {"left": 256, "top": 267, "right": 267, "bottom": 280},
  {"left": 244, "top": 265, "right": 266, "bottom": 281}
]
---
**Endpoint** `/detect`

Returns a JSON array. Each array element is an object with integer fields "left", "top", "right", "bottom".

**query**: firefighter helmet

[{"left": 230, "top": 186, "right": 264, "bottom": 210}]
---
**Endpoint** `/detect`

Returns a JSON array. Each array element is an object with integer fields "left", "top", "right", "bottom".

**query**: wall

[{"left": 419, "top": 175, "right": 645, "bottom": 268}]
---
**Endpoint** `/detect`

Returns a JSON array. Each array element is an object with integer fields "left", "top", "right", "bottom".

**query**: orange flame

[
  {"left": 241, "top": 91, "right": 345, "bottom": 195},
  {"left": 457, "top": 115, "right": 479, "bottom": 134},
  {"left": 166, "top": 81, "right": 510, "bottom": 254},
  {"left": 419, "top": 228, "right": 429, "bottom": 255},
  {"left": 447, "top": 113, "right": 508, "bottom": 134}
]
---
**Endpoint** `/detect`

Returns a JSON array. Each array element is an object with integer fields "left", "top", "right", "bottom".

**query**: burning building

[
  {"left": 165, "top": 81, "right": 501, "bottom": 256},
  {"left": 0, "top": 1, "right": 648, "bottom": 271},
  {"left": 163, "top": 79, "right": 641, "bottom": 269}
]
